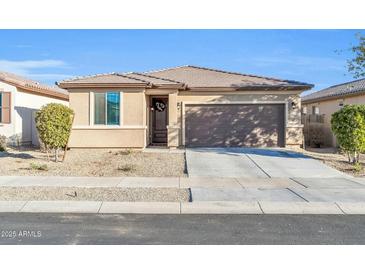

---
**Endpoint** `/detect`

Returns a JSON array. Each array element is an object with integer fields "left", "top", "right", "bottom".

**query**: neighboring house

[
  {"left": 57, "top": 65, "right": 312, "bottom": 149},
  {"left": 0, "top": 71, "right": 69, "bottom": 146},
  {"left": 302, "top": 78, "right": 365, "bottom": 147}
]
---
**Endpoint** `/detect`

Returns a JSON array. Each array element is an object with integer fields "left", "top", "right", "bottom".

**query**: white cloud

[
  {"left": 0, "top": 59, "right": 66, "bottom": 73},
  {"left": 0, "top": 59, "right": 70, "bottom": 83},
  {"left": 26, "top": 73, "right": 74, "bottom": 82}
]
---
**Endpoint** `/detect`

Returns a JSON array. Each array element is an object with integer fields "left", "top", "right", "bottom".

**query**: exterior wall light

[{"left": 291, "top": 101, "right": 297, "bottom": 109}]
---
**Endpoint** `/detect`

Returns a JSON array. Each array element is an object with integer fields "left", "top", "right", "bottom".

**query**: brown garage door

[{"left": 185, "top": 104, "right": 285, "bottom": 147}]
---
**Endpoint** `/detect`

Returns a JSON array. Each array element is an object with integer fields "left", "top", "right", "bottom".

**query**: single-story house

[
  {"left": 302, "top": 78, "right": 365, "bottom": 147},
  {"left": 0, "top": 71, "right": 69, "bottom": 146},
  {"left": 57, "top": 65, "right": 312, "bottom": 149}
]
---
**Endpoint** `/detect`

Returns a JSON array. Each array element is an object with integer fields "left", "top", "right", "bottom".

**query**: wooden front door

[{"left": 151, "top": 97, "right": 168, "bottom": 144}]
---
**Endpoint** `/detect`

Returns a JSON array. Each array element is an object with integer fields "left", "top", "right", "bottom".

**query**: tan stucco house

[
  {"left": 302, "top": 78, "right": 365, "bottom": 147},
  {"left": 57, "top": 65, "right": 312, "bottom": 149},
  {"left": 0, "top": 71, "right": 69, "bottom": 146}
]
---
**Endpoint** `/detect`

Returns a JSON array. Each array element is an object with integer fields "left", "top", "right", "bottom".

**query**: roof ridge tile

[
  {"left": 115, "top": 73, "right": 151, "bottom": 84},
  {"left": 60, "top": 72, "right": 116, "bottom": 83},
  {"left": 130, "top": 72, "right": 184, "bottom": 84}
]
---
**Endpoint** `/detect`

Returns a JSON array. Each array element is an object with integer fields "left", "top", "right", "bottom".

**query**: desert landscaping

[{"left": 0, "top": 147, "right": 186, "bottom": 177}]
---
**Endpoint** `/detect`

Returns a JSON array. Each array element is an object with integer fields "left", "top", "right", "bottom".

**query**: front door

[{"left": 151, "top": 97, "right": 168, "bottom": 144}]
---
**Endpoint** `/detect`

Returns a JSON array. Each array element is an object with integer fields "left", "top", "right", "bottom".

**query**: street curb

[{"left": 1, "top": 200, "right": 365, "bottom": 214}]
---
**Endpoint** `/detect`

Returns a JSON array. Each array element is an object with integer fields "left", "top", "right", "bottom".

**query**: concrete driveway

[{"left": 185, "top": 148, "right": 347, "bottom": 178}]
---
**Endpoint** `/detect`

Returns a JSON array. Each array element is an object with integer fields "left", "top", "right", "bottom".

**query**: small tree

[
  {"left": 331, "top": 105, "right": 365, "bottom": 163},
  {"left": 347, "top": 33, "right": 365, "bottom": 79},
  {"left": 35, "top": 103, "right": 74, "bottom": 162}
]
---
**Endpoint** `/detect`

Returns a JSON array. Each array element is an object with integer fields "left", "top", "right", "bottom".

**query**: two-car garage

[{"left": 184, "top": 103, "right": 286, "bottom": 148}]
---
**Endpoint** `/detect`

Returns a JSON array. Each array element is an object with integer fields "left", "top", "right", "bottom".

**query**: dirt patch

[
  {"left": 0, "top": 148, "right": 186, "bottom": 177},
  {"left": 294, "top": 147, "right": 365, "bottom": 177},
  {"left": 0, "top": 186, "right": 190, "bottom": 202}
]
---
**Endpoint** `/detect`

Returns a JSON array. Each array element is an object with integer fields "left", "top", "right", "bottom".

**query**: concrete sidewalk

[
  {"left": 0, "top": 176, "right": 180, "bottom": 188},
  {"left": 1, "top": 176, "right": 365, "bottom": 214},
  {"left": 2, "top": 176, "right": 364, "bottom": 189},
  {"left": 1, "top": 200, "right": 365, "bottom": 214}
]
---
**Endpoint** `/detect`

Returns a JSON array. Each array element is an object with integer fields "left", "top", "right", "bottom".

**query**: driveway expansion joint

[
  {"left": 257, "top": 201, "right": 264, "bottom": 214},
  {"left": 234, "top": 178, "right": 246, "bottom": 189},
  {"left": 286, "top": 188, "right": 309, "bottom": 202},
  {"left": 289, "top": 178, "right": 308, "bottom": 188},
  {"left": 334, "top": 202, "right": 347, "bottom": 214},
  {"left": 244, "top": 153, "right": 271, "bottom": 178}
]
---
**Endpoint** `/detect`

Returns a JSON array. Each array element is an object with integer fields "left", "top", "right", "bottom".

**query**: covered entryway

[
  {"left": 185, "top": 104, "right": 285, "bottom": 147},
  {"left": 150, "top": 97, "right": 168, "bottom": 145}
]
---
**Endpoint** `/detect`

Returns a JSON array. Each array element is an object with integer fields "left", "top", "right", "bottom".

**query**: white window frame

[{"left": 90, "top": 91, "right": 123, "bottom": 127}]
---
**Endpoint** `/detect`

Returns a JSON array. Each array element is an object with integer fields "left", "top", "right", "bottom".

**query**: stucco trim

[
  {"left": 72, "top": 125, "right": 147, "bottom": 130},
  {"left": 178, "top": 90, "right": 303, "bottom": 96},
  {"left": 286, "top": 124, "right": 304, "bottom": 128},
  {"left": 181, "top": 101, "right": 288, "bottom": 146},
  {"left": 186, "top": 86, "right": 309, "bottom": 92}
]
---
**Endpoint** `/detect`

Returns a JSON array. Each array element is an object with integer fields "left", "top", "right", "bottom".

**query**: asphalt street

[{"left": 0, "top": 213, "right": 365, "bottom": 244}]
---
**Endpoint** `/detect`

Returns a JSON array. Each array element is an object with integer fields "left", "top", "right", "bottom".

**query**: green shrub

[
  {"left": 331, "top": 105, "right": 365, "bottom": 163},
  {"left": 115, "top": 149, "right": 133, "bottom": 156},
  {"left": 0, "top": 135, "right": 7, "bottom": 152},
  {"left": 354, "top": 162, "right": 363, "bottom": 173},
  {"left": 29, "top": 163, "right": 48, "bottom": 171},
  {"left": 35, "top": 103, "right": 74, "bottom": 162},
  {"left": 117, "top": 164, "right": 136, "bottom": 172}
]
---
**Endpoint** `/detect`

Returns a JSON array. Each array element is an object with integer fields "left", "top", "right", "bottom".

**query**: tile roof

[
  {"left": 145, "top": 65, "right": 312, "bottom": 89},
  {"left": 58, "top": 65, "right": 313, "bottom": 90},
  {"left": 60, "top": 73, "right": 148, "bottom": 84},
  {"left": 125, "top": 72, "right": 184, "bottom": 86},
  {"left": 0, "top": 71, "right": 68, "bottom": 100},
  {"left": 302, "top": 78, "right": 365, "bottom": 102},
  {"left": 58, "top": 72, "right": 184, "bottom": 88}
]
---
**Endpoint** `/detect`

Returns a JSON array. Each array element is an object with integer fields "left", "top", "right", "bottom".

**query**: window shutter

[{"left": 1, "top": 92, "right": 11, "bottom": 124}]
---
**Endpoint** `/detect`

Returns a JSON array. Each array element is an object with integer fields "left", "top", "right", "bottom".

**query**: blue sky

[{"left": 0, "top": 30, "right": 362, "bottom": 94}]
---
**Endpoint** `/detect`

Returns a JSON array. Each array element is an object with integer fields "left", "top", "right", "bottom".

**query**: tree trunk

[
  {"left": 45, "top": 145, "right": 50, "bottom": 162},
  {"left": 348, "top": 152, "right": 352, "bottom": 163},
  {"left": 55, "top": 148, "right": 59, "bottom": 163}
]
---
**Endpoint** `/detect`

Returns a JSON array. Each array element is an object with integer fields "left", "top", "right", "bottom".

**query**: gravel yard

[
  {"left": 0, "top": 186, "right": 190, "bottom": 202},
  {"left": 296, "top": 147, "right": 365, "bottom": 177},
  {"left": 0, "top": 148, "right": 186, "bottom": 177}
]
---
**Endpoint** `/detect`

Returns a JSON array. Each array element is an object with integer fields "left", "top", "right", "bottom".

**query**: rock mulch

[
  {"left": 296, "top": 147, "right": 365, "bottom": 177},
  {"left": 0, "top": 148, "right": 186, "bottom": 177},
  {"left": 0, "top": 186, "right": 190, "bottom": 202}
]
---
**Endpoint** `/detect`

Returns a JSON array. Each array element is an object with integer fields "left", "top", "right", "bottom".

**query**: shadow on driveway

[{"left": 189, "top": 147, "right": 310, "bottom": 159}]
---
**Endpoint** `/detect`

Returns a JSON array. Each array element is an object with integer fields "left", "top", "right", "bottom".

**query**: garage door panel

[{"left": 185, "top": 104, "right": 285, "bottom": 147}]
